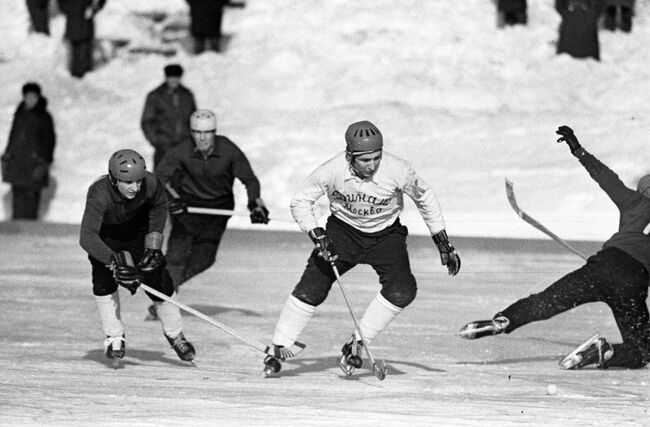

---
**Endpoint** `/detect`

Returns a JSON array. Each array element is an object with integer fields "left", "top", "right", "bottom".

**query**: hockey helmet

[
  {"left": 345, "top": 120, "right": 383, "bottom": 154},
  {"left": 638, "top": 174, "right": 650, "bottom": 197},
  {"left": 190, "top": 109, "right": 217, "bottom": 132},
  {"left": 108, "top": 149, "right": 146, "bottom": 182}
]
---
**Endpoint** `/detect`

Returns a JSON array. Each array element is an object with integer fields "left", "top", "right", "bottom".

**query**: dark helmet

[
  {"left": 108, "top": 149, "right": 146, "bottom": 182},
  {"left": 345, "top": 120, "right": 383, "bottom": 154}
]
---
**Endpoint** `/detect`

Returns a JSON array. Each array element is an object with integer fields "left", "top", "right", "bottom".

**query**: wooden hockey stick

[
  {"left": 139, "top": 282, "right": 306, "bottom": 358},
  {"left": 331, "top": 263, "right": 388, "bottom": 381},
  {"left": 505, "top": 178, "right": 588, "bottom": 260}
]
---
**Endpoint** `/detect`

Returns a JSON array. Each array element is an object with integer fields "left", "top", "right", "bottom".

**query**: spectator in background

[
  {"left": 604, "top": 0, "right": 635, "bottom": 32},
  {"left": 26, "top": 0, "right": 51, "bottom": 35},
  {"left": 1, "top": 83, "right": 56, "bottom": 220},
  {"left": 140, "top": 64, "right": 197, "bottom": 169},
  {"left": 185, "top": 0, "right": 227, "bottom": 53},
  {"left": 496, "top": 0, "right": 527, "bottom": 27},
  {"left": 555, "top": 0, "right": 604, "bottom": 61},
  {"left": 58, "top": 0, "right": 106, "bottom": 78}
]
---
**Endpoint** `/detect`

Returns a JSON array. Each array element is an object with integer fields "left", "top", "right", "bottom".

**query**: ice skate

[
  {"left": 165, "top": 332, "right": 195, "bottom": 363},
  {"left": 145, "top": 304, "right": 158, "bottom": 321},
  {"left": 559, "top": 334, "right": 613, "bottom": 370},
  {"left": 104, "top": 335, "right": 125, "bottom": 368},
  {"left": 262, "top": 355, "right": 283, "bottom": 377},
  {"left": 338, "top": 336, "right": 363, "bottom": 376},
  {"left": 459, "top": 315, "right": 509, "bottom": 340}
]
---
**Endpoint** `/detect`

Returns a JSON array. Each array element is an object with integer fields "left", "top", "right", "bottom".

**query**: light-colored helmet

[
  {"left": 190, "top": 109, "right": 217, "bottom": 132},
  {"left": 345, "top": 120, "right": 383, "bottom": 154},
  {"left": 637, "top": 174, "right": 650, "bottom": 197},
  {"left": 108, "top": 149, "right": 146, "bottom": 182}
]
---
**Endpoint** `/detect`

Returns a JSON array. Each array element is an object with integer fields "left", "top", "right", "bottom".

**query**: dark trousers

[
  {"left": 604, "top": 5, "right": 633, "bottom": 32},
  {"left": 69, "top": 39, "right": 93, "bottom": 78},
  {"left": 292, "top": 216, "right": 417, "bottom": 309},
  {"left": 192, "top": 35, "right": 222, "bottom": 54},
  {"left": 165, "top": 213, "right": 230, "bottom": 289},
  {"left": 12, "top": 185, "right": 41, "bottom": 220},
  {"left": 502, "top": 247, "right": 650, "bottom": 368},
  {"left": 89, "top": 237, "right": 174, "bottom": 301},
  {"left": 26, "top": 0, "right": 50, "bottom": 34}
]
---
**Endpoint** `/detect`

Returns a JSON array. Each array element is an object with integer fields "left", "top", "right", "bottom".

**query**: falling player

[
  {"left": 79, "top": 149, "right": 195, "bottom": 366},
  {"left": 263, "top": 120, "right": 461, "bottom": 376},
  {"left": 460, "top": 126, "right": 650, "bottom": 370}
]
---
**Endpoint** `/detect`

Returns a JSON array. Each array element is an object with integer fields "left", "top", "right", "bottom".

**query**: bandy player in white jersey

[{"left": 263, "top": 120, "right": 461, "bottom": 377}]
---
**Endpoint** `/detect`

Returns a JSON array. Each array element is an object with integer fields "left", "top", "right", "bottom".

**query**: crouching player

[{"left": 80, "top": 149, "right": 195, "bottom": 366}]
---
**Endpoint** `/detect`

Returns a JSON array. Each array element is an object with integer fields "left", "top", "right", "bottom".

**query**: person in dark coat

[
  {"left": 1, "top": 83, "right": 56, "bottom": 220},
  {"left": 58, "top": 0, "right": 106, "bottom": 78},
  {"left": 185, "top": 0, "right": 228, "bottom": 53},
  {"left": 555, "top": 0, "right": 604, "bottom": 61},
  {"left": 604, "top": 0, "right": 635, "bottom": 32},
  {"left": 140, "top": 64, "right": 197, "bottom": 170},
  {"left": 496, "top": 0, "right": 527, "bottom": 27},
  {"left": 26, "top": 0, "right": 51, "bottom": 35},
  {"left": 460, "top": 126, "right": 650, "bottom": 371}
]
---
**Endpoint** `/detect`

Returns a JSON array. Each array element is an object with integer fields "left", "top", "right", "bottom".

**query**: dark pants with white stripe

[
  {"left": 292, "top": 215, "right": 417, "bottom": 309},
  {"left": 502, "top": 247, "right": 650, "bottom": 369}
]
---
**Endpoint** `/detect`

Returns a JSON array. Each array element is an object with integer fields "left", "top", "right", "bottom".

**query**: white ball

[{"left": 546, "top": 384, "right": 558, "bottom": 395}]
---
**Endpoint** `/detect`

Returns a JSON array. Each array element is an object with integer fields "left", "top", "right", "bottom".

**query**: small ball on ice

[{"left": 546, "top": 384, "right": 558, "bottom": 395}]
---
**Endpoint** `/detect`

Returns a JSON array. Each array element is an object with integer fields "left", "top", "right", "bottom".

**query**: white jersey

[{"left": 290, "top": 151, "right": 446, "bottom": 234}]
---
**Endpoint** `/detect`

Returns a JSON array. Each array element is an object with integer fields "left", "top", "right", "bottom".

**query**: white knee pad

[
  {"left": 156, "top": 293, "right": 183, "bottom": 338},
  {"left": 94, "top": 292, "right": 124, "bottom": 338}
]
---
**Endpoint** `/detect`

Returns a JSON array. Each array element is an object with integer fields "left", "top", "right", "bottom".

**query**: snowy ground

[{"left": 1, "top": 223, "right": 648, "bottom": 426}]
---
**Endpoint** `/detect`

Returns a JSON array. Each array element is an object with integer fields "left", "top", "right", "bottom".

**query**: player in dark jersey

[
  {"left": 80, "top": 149, "right": 195, "bottom": 366},
  {"left": 460, "top": 126, "right": 650, "bottom": 371}
]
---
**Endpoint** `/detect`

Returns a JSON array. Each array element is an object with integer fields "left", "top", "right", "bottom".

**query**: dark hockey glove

[
  {"left": 556, "top": 125, "right": 582, "bottom": 154},
  {"left": 111, "top": 251, "right": 141, "bottom": 295},
  {"left": 137, "top": 248, "right": 165, "bottom": 273},
  {"left": 432, "top": 230, "right": 461, "bottom": 276},
  {"left": 168, "top": 198, "right": 188, "bottom": 216},
  {"left": 309, "top": 227, "right": 338, "bottom": 263},
  {"left": 248, "top": 198, "right": 270, "bottom": 224}
]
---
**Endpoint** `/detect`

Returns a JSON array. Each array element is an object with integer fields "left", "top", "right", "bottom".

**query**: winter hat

[
  {"left": 164, "top": 64, "right": 184, "bottom": 77},
  {"left": 22, "top": 82, "right": 41, "bottom": 96}
]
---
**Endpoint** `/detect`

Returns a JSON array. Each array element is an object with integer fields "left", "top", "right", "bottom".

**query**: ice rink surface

[{"left": 1, "top": 222, "right": 647, "bottom": 426}]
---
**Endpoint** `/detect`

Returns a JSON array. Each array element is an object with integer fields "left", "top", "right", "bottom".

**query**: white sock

[
  {"left": 355, "top": 293, "right": 402, "bottom": 344},
  {"left": 272, "top": 295, "right": 316, "bottom": 347},
  {"left": 94, "top": 292, "right": 124, "bottom": 338},
  {"left": 156, "top": 293, "right": 183, "bottom": 338}
]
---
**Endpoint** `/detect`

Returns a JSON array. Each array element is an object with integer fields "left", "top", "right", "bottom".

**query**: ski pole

[
  {"left": 138, "top": 282, "right": 305, "bottom": 358},
  {"left": 330, "top": 263, "right": 388, "bottom": 380}
]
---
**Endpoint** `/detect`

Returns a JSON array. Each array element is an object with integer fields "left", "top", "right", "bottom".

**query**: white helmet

[{"left": 190, "top": 109, "right": 216, "bottom": 132}]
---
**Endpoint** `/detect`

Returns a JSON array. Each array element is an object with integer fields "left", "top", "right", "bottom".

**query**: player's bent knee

[
  {"left": 382, "top": 287, "right": 417, "bottom": 308},
  {"left": 292, "top": 289, "right": 328, "bottom": 307}
]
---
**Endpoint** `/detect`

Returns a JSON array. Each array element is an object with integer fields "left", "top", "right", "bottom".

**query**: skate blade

[
  {"left": 112, "top": 357, "right": 121, "bottom": 369},
  {"left": 262, "top": 366, "right": 281, "bottom": 378},
  {"left": 373, "top": 360, "right": 388, "bottom": 381},
  {"left": 559, "top": 333, "right": 600, "bottom": 370},
  {"left": 338, "top": 358, "right": 355, "bottom": 376},
  {"left": 459, "top": 322, "right": 496, "bottom": 339}
]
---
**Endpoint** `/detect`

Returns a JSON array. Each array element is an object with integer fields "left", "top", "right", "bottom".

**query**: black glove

[
  {"left": 137, "top": 248, "right": 165, "bottom": 273},
  {"left": 248, "top": 198, "right": 270, "bottom": 224},
  {"left": 556, "top": 125, "right": 582, "bottom": 154},
  {"left": 168, "top": 198, "right": 188, "bottom": 216},
  {"left": 432, "top": 230, "right": 461, "bottom": 276},
  {"left": 308, "top": 227, "right": 338, "bottom": 263},
  {"left": 111, "top": 251, "right": 141, "bottom": 295}
]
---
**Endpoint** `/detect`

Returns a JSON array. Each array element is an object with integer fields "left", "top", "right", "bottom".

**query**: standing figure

[
  {"left": 460, "top": 126, "right": 650, "bottom": 371},
  {"left": 150, "top": 109, "right": 268, "bottom": 318},
  {"left": 58, "top": 0, "right": 106, "bottom": 78},
  {"left": 555, "top": 0, "right": 604, "bottom": 60},
  {"left": 79, "top": 149, "right": 196, "bottom": 366},
  {"left": 185, "top": 0, "right": 227, "bottom": 54},
  {"left": 262, "top": 120, "right": 461, "bottom": 376},
  {"left": 496, "top": 0, "right": 528, "bottom": 27},
  {"left": 140, "top": 64, "right": 197, "bottom": 169},
  {"left": 604, "top": 0, "right": 635, "bottom": 32},
  {"left": 26, "top": 0, "right": 51, "bottom": 35},
  {"left": 2, "top": 82, "right": 56, "bottom": 220}
]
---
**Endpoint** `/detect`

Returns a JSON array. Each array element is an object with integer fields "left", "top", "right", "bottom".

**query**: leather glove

[
  {"left": 432, "top": 230, "right": 461, "bottom": 276},
  {"left": 137, "top": 248, "right": 165, "bottom": 273},
  {"left": 248, "top": 198, "right": 270, "bottom": 224},
  {"left": 168, "top": 198, "right": 188, "bottom": 216},
  {"left": 308, "top": 227, "right": 338, "bottom": 263},
  {"left": 111, "top": 251, "right": 141, "bottom": 295},
  {"left": 556, "top": 126, "right": 582, "bottom": 154}
]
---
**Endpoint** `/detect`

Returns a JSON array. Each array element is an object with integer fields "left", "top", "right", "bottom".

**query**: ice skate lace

[{"left": 170, "top": 333, "right": 191, "bottom": 353}]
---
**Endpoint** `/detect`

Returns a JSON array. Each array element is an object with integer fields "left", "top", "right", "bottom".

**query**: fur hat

[{"left": 22, "top": 82, "right": 42, "bottom": 96}]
